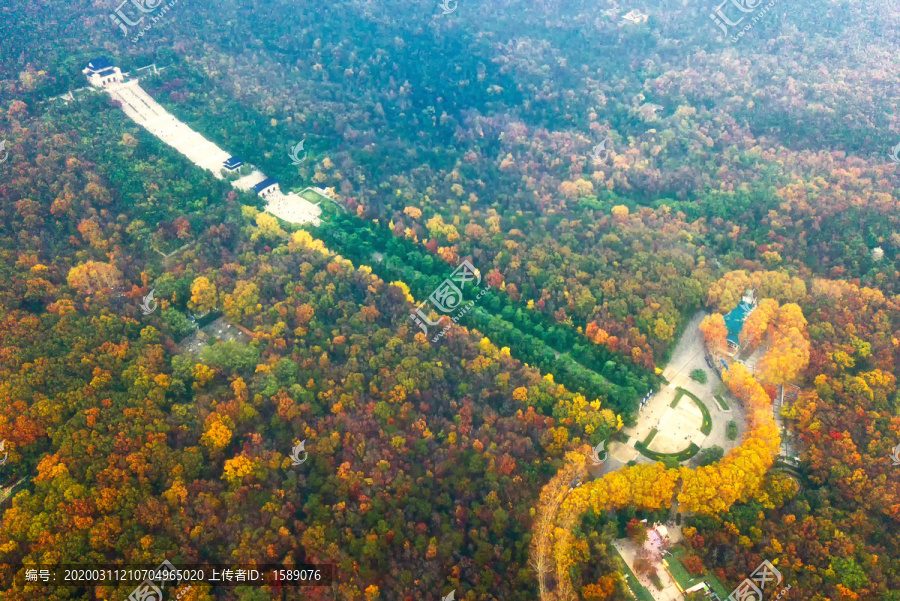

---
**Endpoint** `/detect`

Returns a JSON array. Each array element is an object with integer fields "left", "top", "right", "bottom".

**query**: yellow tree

[
  {"left": 189, "top": 276, "right": 218, "bottom": 314},
  {"left": 699, "top": 313, "right": 728, "bottom": 354},
  {"left": 67, "top": 261, "right": 121, "bottom": 295},
  {"left": 531, "top": 451, "right": 586, "bottom": 601},
  {"left": 201, "top": 415, "right": 233, "bottom": 454},
  {"left": 251, "top": 212, "right": 285, "bottom": 242},
  {"left": 222, "top": 280, "right": 261, "bottom": 321},
  {"left": 740, "top": 298, "right": 778, "bottom": 349}
]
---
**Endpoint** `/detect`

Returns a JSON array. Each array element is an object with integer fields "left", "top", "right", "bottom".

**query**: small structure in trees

[
  {"left": 83, "top": 57, "right": 123, "bottom": 88},
  {"left": 251, "top": 177, "right": 280, "bottom": 198},
  {"left": 621, "top": 9, "right": 649, "bottom": 24},
  {"left": 723, "top": 289, "right": 757, "bottom": 353}
]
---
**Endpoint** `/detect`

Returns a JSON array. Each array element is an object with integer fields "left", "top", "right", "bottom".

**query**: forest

[{"left": 2, "top": 0, "right": 900, "bottom": 600}]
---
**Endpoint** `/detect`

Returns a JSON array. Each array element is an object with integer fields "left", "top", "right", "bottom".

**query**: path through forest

[{"left": 101, "top": 78, "right": 322, "bottom": 226}]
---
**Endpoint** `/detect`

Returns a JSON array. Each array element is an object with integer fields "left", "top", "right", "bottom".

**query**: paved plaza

[{"left": 603, "top": 311, "right": 748, "bottom": 471}]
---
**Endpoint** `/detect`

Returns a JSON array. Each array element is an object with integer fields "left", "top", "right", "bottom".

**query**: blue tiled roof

[
  {"left": 86, "top": 57, "right": 115, "bottom": 72},
  {"left": 223, "top": 156, "right": 244, "bottom": 169},
  {"left": 97, "top": 68, "right": 117, "bottom": 78},
  {"left": 251, "top": 178, "right": 278, "bottom": 193},
  {"left": 724, "top": 301, "right": 754, "bottom": 345}
]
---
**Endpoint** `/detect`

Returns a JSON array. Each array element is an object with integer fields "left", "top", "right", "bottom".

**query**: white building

[
  {"left": 251, "top": 178, "right": 280, "bottom": 198},
  {"left": 83, "top": 57, "right": 123, "bottom": 88},
  {"left": 622, "top": 9, "right": 649, "bottom": 24}
]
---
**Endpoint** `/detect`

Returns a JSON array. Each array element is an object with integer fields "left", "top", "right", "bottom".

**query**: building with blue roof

[
  {"left": 83, "top": 57, "right": 123, "bottom": 88},
  {"left": 251, "top": 178, "right": 279, "bottom": 198},
  {"left": 223, "top": 156, "right": 244, "bottom": 171},
  {"left": 723, "top": 289, "right": 757, "bottom": 351}
]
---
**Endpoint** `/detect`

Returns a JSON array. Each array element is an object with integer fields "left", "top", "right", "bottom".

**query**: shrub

[
  {"left": 727, "top": 420, "right": 738, "bottom": 440},
  {"left": 696, "top": 445, "right": 725, "bottom": 467},
  {"left": 690, "top": 369, "right": 708, "bottom": 384},
  {"left": 713, "top": 393, "right": 730, "bottom": 410}
]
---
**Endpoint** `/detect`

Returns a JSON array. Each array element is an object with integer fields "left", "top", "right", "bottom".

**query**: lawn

[
  {"left": 643, "top": 428, "right": 659, "bottom": 447},
  {"left": 667, "top": 547, "right": 731, "bottom": 599},
  {"left": 713, "top": 393, "right": 730, "bottom": 411},
  {"left": 299, "top": 186, "right": 330, "bottom": 203},
  {"left": 635, "top": 441, "right": 700, "bottom": 462},
  {"left": 676, "top": 387, "right": 713, "bottom": 436}
]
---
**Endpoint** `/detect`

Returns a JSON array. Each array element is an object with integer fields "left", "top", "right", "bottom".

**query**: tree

[
  {"left": 696, "top": 445, "right": 724, "bottom": 467},
  {"left": 699, "top": 313, "right": 728, "bottom": 354},
  {"left": 582, "top": 576, "right": 616, "bottom": 601},
  {"left": 726, "top": 421, "right": 738, "bottom": 441},
  {"left": 162, "top": 308, "right": 195, "bottom": 340},
  {"left": 690, "top": 369, "right": 708, "bottom": 384},
  {"left": 633, "top": 557, "right": 655, "bottom": 578},
  {"left": 200, "top": 341, "right": 261, "bottom": 374},
  {"left": 189, "top": 276, "right": 218, "bottom": 314},
  {"left": 66, "top": 261, "right": 121, "bottom": 295},
  {"left": 626, "top": 518, "right": 648, "bottom": 546},
  {"left": 222, "top": 280, "right": 261, "bottom": 321}
]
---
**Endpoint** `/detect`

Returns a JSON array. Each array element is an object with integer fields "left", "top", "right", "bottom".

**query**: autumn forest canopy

[{"left": 1, "top": 0, "right": 900, "bottom": 600}]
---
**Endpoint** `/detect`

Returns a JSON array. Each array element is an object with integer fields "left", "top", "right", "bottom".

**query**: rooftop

[
  {"left": 223, "top": 156, "right": 244, "bottom": 169},
  {"left": 724, "top": 291, "right": 757, "bottom": 346},
  {"left": 251, "top": 177, "right": 278, "bottom": 193},
  {"left": 85, "top": 57, "right": 115, "bottom": 72}
]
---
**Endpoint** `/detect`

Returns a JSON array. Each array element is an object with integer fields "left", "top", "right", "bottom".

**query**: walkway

[{"left": 103, "top": 79, "right": 321, "bottom": 226}]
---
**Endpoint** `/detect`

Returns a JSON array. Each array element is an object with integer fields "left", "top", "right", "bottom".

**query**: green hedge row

[
  {"left": 314, "top": 213, "right": 659, "bottom": 418},
  {"left": 634, "top": 441, "right": 701, "bottom": 462},
  {"left": 675, "top": 387, "right": 713, "bottom": 436}
]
